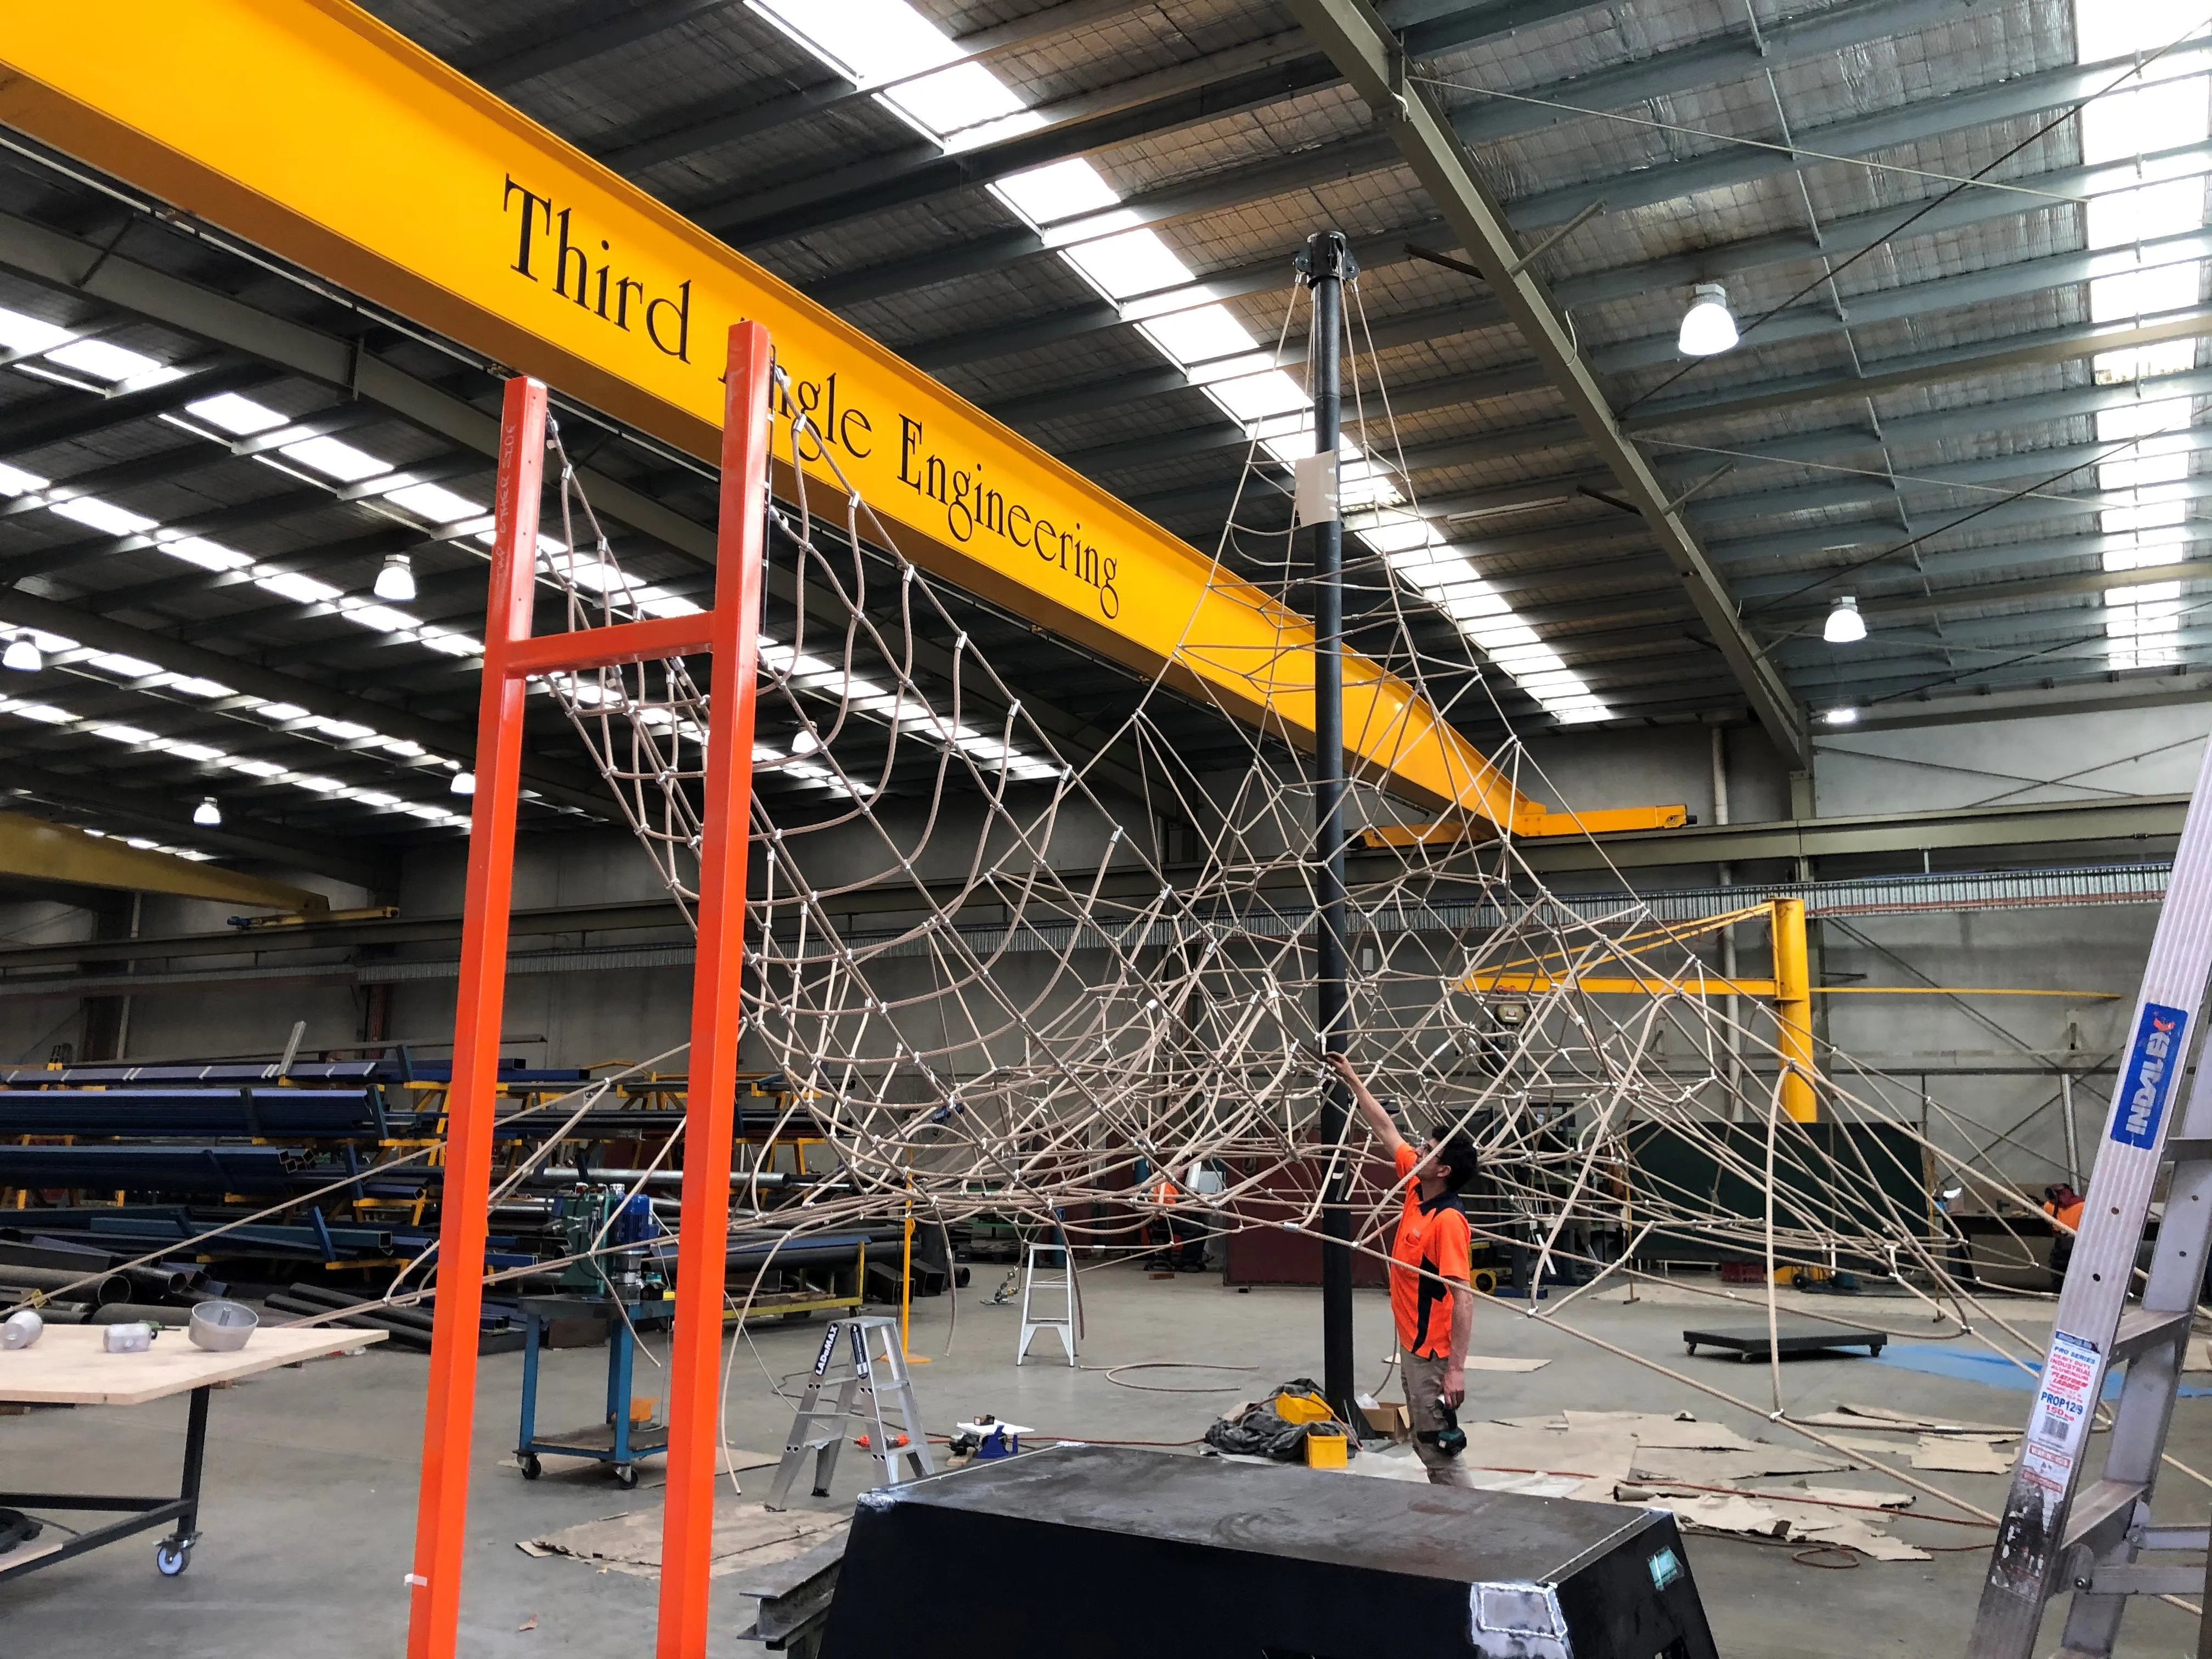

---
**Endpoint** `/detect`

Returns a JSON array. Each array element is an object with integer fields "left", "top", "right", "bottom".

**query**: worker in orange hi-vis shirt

[{"left": 1326, "top": 1051, "right": 1482, "bottom": 1487}]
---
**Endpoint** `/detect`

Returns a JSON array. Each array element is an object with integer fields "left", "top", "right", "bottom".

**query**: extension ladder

[
  {"left": 1016, "top": 1241, "right": 1077, "bottom": 1365},
  {"left": 1969, "top": 738, "right": 2212, "bottom": 1657},
  {"left": 763, "top": 1317, "right": 934, "bottom": 1510}
]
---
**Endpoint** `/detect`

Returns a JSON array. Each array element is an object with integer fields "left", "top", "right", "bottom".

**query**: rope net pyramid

[{"left": 527, "top": 294, "right": 2092, "bottom": 1396}]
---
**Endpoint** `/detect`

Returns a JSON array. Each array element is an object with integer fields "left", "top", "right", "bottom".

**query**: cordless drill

[{"left": 1419, "top": 1395, "right": 1466, "bottom": 1458}]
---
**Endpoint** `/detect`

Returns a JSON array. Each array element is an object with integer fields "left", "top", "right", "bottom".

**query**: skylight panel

[
  {"left": 45, "top": 338, "right": 165, "bottom": 383},
  {"left": 1141, "top": 307, "right": 1262, "bottom": 364},
  {"left": 187, "top": 393, "right": 290, "bottom": 436},
  {"left": 382, "top": 481, "right": 481, "bottom": 522},
  {"left": 995, "top": 159, "right": 1124, "bottom": 223},
  {"left": 159, "top": 741, "right": 227, "bottom": 763},
  {"left": 280, "top": 435, "right": 387, "bottom": 483},
  {"left": 93, "top": 724, "right": 157, "bottom": 744},
  {"left": 166, "top": 676, "right": 234, "bottom": 698},
  {"left": 761, "top": 0, "right": 1611, "bottom": 727},
  {"left": 2078, "top": 0, "right": 2211, "bottom": 672},
  {"left": 255, "top": 571, "right": 342, "bottom": 605},
  {"left": 1063, "top": 230, "right": 1196, "bottom": 300},
  {"left": 256, "top": 702, "right": 310, "bottom": 721},
  {"left": 224, "top": 757, "right": 286, "bottom": 777},
  {"left": 86, "top": 651, "right": 162, "bottom": 678},
  {"left": 50, "top": 496, "right": 156, "bottom": 537},
  {"left": 0, "top": 463, "right": 46, "bottom": 496},
  {"left": 340, "top": 603, "right": 420, "bottom": 634},
  {"left": 9, "top": 703, "right": 71, "bottom": 724},
  {"left": 159, "top": 535, "right": 252, "bottom": 572},
  {"left": 888, "top": 65, "right": 1035, "bottom": 147},
  {"left": 0, "top": 308, "right": 70, "bottom": 355}
]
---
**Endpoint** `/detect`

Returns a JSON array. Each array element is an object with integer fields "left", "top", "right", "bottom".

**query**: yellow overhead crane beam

[
  {"left": 0, "top": 2, "right": 1684, "bottom": 840},
  {"left": 0, "top": 811, "right": 326, "bottom": 914}
]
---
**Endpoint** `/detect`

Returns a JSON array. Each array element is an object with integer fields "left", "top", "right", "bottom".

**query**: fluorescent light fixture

[
  {"left": 1677, "top": 283, "right": 1740, "bottom": 357},
  {"left": 2, "top": 633, "right": 39, "bottom": 673},
  {"left": 1822, "top": 595, "right": 1867, "bottom": 644},
  {"left": 1821, "top": 707, "right": 1860, "bottom": 726},
  {"left": 373, "top": 552, "right": 416, "bottom": 602},
  {"left": 450, "top": 770, "right": 476, "bottom": 795},
  {"left": 193, "top": 797, "right": 222, "bottom": 826}
]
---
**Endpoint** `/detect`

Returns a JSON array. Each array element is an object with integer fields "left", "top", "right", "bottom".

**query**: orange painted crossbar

[
  {"left": 403, "top": 323, "right": 772, "bottom": 1659},
  {"left": 503, "top": 612, "right": 718, "bottom": 676}
]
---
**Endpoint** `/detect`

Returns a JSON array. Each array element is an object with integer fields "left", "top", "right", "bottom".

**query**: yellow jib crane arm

[{"left": 0, "top": 2, "right": 1681, "bottom": 837}]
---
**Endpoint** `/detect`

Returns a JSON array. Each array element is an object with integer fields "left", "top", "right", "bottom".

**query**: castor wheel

[
  {"left": 519, "top": 1453, "right": 542, "bottom": 1481},
  {"left": 612, "top": 1463, "right": 640, "bottom": 1490},
  {"left": 155, "top": 1537, "right": 193, "bottom": 1577}
]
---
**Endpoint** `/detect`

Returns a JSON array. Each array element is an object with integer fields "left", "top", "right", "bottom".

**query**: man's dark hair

[{"left": 1430, "top": 1128, "right": 1481, "bottom": 1194}]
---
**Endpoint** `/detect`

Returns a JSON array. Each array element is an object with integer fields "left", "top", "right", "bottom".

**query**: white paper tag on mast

[{"left": 1293, "top": 452, "right": 1340, "bottom": 527}]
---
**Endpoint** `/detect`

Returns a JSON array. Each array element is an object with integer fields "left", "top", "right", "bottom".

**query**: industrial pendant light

[
  {"left": 450, "top": 770, "right": 476, "bottom": 795},
  {"left": 373, "top": 552, "right": 417, "bottom": 603},
  {"left": 1677, "top": 283, "right": 1740, "bottom": 357},
  {"left": 2, "top": 631, "right": 41, "bottom": 672},
  {"left": 1822, "top": 594, "right": 1866, "bottom": 644},
  {"left": 193, "top": 797, "right": 222, "bottom": 826}
]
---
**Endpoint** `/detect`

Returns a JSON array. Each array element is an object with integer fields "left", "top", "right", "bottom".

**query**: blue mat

[{"left": 1875, "top": 1343, "right": 2212, "bottom": 1397}]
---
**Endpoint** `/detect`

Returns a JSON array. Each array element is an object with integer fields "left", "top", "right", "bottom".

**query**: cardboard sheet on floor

[
  {"left": 1803, "top": 1485, "right": 1914, "bottom": 1510},
  {"left": 1563, "top": 1412, "right": 1766, "bottom": 1451},
  {"left": 1618, "top": 1483, "right": 1929, "bottom": 1561},
  {"left": 520, "top": 1500, "right": 845, "bottom": 1579},
  {"left": 1799, "top": 1403, "right": 2020, "bottom": 1435},
  {"left": 1819, "top": 1432, "right": 1918, "bottom": 1458},
  {"left": 1630, "top": 1443, "right": 1857, "bottom": 1482},
  {"left": 1908, "top": 1435, "right": 2016, "bottom": 1473}
]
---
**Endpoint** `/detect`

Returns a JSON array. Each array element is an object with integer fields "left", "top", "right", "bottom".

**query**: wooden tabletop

[{"left": 0, "top": 1323, "right": 387, "bottom": 1406}]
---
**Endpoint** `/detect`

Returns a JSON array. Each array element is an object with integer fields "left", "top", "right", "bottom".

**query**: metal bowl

[{"left": 187, "top": 1300, "right": 258, "bottom": 1352}]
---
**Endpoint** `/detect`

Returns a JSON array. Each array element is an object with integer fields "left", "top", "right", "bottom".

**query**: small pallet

[{"left": 1682, "top": 1322, "right": 1884, "bottom": 1362}]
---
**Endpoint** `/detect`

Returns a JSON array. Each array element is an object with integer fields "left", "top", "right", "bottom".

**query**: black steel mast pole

[{"left": 1299, "top": 229, "right": 1358, "bottom": 1421}]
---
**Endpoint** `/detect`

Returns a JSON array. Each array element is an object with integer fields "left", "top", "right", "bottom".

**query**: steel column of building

[
  {"left": 656, "top": 322, "right": 771, "bottom": 1659},
  {"left": 1300, "top": 231, "right": 1357, "bottom": 1423},
  {"left": 1771, "top": 899, "right": 1816, "bottom": 1124},
  {"left": 405, "top": 374, "right": 549, "bottom": 1659}
]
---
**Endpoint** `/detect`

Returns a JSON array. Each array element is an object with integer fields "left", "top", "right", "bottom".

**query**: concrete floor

[{"left": 1, "top": 1266, "right": 2204, "bottom": 1657}]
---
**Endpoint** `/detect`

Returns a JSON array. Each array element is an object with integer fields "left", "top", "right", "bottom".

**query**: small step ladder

[
  {"left": 1970, "top": 740, "right": 2212, "bottom": 1658},
  {"left": 763, "top": 1316, "right": 934, "bottom": 1511},
  {"left": 1016, "top": 1241, "right": 1077, "bottom": 1366}
]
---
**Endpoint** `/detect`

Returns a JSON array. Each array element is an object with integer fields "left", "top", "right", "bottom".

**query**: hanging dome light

[
  {"left": 1822, "top": 594, "right": 1866, "bottom": 644},
  {"left": 449, "top": 770, "right": 476, "bottom": 796},
  {"left": 2, "top": 631, "right": 41, "bottom": 673},
  {"left": 193, "top": 797, "right": 222, "bottom": 826},
  {"left": 1677, "top": 282, "right": 1740, "bottom": 357},
  {"left": 373, "top": 552, "right": 417, "bottom": 603}
]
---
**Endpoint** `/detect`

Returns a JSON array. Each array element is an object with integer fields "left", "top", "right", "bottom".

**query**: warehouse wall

[{"left": 0, "top": 698, "right": 2200, "bottom": 1194}]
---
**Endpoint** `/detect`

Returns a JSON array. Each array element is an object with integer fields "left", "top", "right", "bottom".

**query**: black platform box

[{"left": 819, "top": 1444, "right": 1719, "bottom": 1658}]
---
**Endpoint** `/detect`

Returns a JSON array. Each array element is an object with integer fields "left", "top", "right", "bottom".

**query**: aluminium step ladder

[
  {"left": 1016, "top": 1240, "right": 1077, "bottom": 1365},
  {"left": 1969, "top": 737, "right": 2212, "bottom": 1658},
  {"left": 763, "top": 1316, "right": 934, "bottom": 1511}
]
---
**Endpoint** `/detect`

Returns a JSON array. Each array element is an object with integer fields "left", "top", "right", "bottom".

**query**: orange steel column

[
  {"left": 404, "top": 375, "right": 548, "bottom": 1659},
  {"left": 655, "top": 321, "right": 772, "bottom": 1658},
  {"left": 1771, "top": 898, "right": 1818, "bottom": 1122}
]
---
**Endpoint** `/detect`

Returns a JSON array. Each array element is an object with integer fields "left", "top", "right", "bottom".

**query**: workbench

[{"left": 0, "top": 1323, "right": 385, "bottom": 1581}]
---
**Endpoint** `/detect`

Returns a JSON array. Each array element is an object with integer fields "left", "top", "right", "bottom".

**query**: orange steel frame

[{"left": 404, "top": 322, "right": 772, "bottom": 1659}]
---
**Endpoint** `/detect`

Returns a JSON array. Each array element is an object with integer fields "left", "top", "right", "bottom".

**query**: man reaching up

[{"left": 1326, "top": 1051, "right": 1481, "bottom": 1487}]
